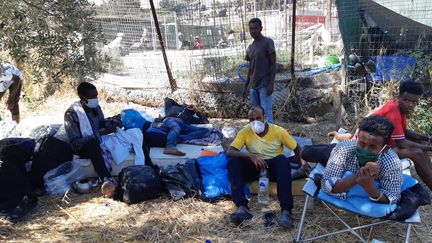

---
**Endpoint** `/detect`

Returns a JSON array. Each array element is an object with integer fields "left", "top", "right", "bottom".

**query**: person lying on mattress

[
  {"left": 156, "top": 105, "right": 211, "bottom": 156},
  {"left": 321, "top": 115, "right": 402, "bottom": 204},
  {"left": 226, "top": 106, "right": 305, "bottom": 229}
]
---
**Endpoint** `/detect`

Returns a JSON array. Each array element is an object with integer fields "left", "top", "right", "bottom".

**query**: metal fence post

[
  {"left": 290, "top": 0, "right": 297, "bottom": 80},
  {"left": 149, "top": 0, "right": 177, "bottom": 92}
]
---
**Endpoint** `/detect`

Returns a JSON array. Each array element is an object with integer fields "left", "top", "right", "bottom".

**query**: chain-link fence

[
  {"left": 93, "top": 0, "right": 341, "bottom": 91},
  {"left": 336, "top": 0, "right": 432, "bottom": 124}
]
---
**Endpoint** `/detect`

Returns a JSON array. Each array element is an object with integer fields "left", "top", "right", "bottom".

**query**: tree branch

[{"left": 19, "top": 0, "right": 54, "bottom": 16}]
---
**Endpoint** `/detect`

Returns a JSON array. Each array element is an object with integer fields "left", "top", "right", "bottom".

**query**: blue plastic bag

[
  {"left": 197, "top": 153, "right": 232, "bottom": 199},
  {"left": 371, "top": 56, "right": 416, "bottom": 83},
  {"left": 121, "top": 109, "right": 148, "bottom": 130}
]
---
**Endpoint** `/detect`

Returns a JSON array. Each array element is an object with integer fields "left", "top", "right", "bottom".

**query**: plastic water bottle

[{"left": 258, "top": 168, "right": 270, "bottom": 205}]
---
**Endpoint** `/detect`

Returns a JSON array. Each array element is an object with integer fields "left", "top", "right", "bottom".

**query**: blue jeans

[
  {"left": 250, "top": 87, "right": 273, "bottom": 123},
  {"left": 161, "top": 118, "right": 211, "bottom": 148}
]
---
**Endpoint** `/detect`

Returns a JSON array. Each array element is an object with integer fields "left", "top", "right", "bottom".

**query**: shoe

[
  {"left": 229, "top": 206, "right": 253, "bottom": 225},
  {"left": 278, "top": 210, "right": 294, "bottom": 230},
  {"left": 7, "top": 195, "right": 38, "bottom": 222},
  {"left": 101, "top": 178, "right": 117, "bottom": 198},
  {"left": 264, "top": 211, "right": 276, "bottom": 227}
]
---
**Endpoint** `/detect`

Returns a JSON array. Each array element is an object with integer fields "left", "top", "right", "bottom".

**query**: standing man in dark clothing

[{"left": 243, "top": 18, "right": 277, "bottom": 123}]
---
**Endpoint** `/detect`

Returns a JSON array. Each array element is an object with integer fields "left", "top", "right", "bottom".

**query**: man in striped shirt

[{"left": 322, "top": 115, "right": 402, "bottom": 204}]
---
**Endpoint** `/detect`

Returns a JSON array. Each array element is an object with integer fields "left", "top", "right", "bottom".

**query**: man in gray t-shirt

[{"left": 243, "top": 18, "right": 276, "bottom": 123}]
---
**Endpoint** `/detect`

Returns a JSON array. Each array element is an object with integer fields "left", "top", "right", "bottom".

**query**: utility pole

[
  {"left": 149, "top": 0, "right": 177, "bottom": 92},
  {"left": 290, "top": 0, "right": 296, "bottom": 80}
]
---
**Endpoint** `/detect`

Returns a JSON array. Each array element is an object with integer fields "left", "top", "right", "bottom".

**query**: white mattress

[
  {"left": 90, "top": 144, "right": 224, "bottom": 176},
  {"left": 150, "top": 144, "right": 224, "bottom": 168}
]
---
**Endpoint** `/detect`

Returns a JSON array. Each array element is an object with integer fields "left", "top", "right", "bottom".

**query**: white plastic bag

[{"left": 44, "top": 157, "right": 97, "bottom": 196}]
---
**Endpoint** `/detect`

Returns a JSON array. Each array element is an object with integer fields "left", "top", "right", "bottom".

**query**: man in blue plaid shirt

[{"left": 322, "top": 115, "right": 403, "bottom": 204}]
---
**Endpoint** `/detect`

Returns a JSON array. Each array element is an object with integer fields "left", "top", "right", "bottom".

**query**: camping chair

[{"left": 295, "top": 159, "right": 420, "bottom": 243}]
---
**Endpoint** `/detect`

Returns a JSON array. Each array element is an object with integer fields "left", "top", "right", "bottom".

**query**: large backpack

[{"left": 114, "top": 165, "right": 163, "bottom": 204}]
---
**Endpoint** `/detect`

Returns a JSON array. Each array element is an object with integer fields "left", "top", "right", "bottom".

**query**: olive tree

[{"left": 0, "top": 0, "right": 107, "bottom": 97}]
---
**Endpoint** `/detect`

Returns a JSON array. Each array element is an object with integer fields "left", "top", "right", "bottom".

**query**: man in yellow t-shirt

[{"left": 227, "top": 106, "right": 302, "bottom": 229}]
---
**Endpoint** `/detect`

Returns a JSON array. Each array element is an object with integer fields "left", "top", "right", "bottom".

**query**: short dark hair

[
  {"left": 359, "top": 115, "right": 394, "bottom": 144},
  {"left": 399, "top": 81, "right": 423, "bottom": 96},
  {"left": 250, "top": 105, "right": 265, "bottom": 117},
  {"left": 77, "top": 82, "right": 97, "bottom": 97},
  {"left": 249, "top": 18, "right": 262, "bottom": 27}
]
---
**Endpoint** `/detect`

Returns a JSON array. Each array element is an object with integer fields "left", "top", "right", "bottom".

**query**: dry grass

[
  {"left": 1, "top": 92, "right": 432, "bottom": 242},
  {"left": 2, "top": 191, "right": 431, "bottom": 242}
]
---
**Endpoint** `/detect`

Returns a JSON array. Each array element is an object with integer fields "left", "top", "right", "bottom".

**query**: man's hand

[
  {"left": 364, "top": 161, "right": 379, "bottom": 177},
  {"left": 327, "top": 131, "right": 353, "bottom": 141},
  {"left": 249, "top": 154, "right": 268, "bottom": 171},
  {"left": 266, "top": 85, "right": 274, "bottom": 96},
  {"left": 327, "top": 131, "right": 338, "bottom": 137},
  {"left": 242, "top": 87, "right": 248, "bottom": 98},
  {"left": 112, "top": 114, "right": 122, "bottom": 127},
  {"left": 100, "top": 126, "right": 117, "bottom": 135},
  {"left": 356, "top": 167, "right": 375, "bottom": 190}
]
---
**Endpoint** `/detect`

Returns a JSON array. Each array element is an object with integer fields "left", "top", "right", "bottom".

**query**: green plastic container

[{"left": 325, "top": 55, "right": 340, "bottom": 66}]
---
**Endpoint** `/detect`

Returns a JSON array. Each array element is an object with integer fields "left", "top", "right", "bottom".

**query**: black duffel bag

[{"left": 114, "top": 165, "right": 163, "bottom": 204}]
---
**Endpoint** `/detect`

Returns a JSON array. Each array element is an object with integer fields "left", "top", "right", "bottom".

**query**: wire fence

[
  {"left": 93, "top": 0, "right": 341, "bottom": 89},
  {"left": 336, "top": 0, "right": 432, "bottom": 123}
]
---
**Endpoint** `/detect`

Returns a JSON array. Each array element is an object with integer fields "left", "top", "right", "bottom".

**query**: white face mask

[
  {"left": 250, "top": 120, "right": 266, "bottom": 134},
  {"left": 86, "top": 98, "right": 99, "bottom": 109}
]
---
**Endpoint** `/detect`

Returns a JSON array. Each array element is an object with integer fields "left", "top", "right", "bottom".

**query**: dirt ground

[{"left": 1, "top": 93, "right": 432, "bottom": 243}]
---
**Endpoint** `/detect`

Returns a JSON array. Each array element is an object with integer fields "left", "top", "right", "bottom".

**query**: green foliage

[
  {"left": 396, "top": 49, "right": 432, "bottom": 88},
  {"left": 0, "top": 0, "right": 107, "bottom": 97},
  {"left": 410, "top": 98, "right": 432, "bottom": 135}
]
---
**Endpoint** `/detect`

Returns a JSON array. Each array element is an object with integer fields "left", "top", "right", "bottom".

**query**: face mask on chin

[
  {"left": 250, "top": 120, "right": 266, "bottom": 134},
  {"left": 85, "top": 98, "right": 99, "bottom": 109}
]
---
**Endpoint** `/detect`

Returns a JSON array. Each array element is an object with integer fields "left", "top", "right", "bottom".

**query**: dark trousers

[
  {"left": 301, "top": 143, "right": 336, "bottom": 166},
  {"left": 77, "top": 138, "right": 110, "bottom": 179},
  {"left": 0, "top": 77, "right": 22, "bottom": 115},
  {"left": 228, "top": 155, "right": 293, "bottom": 211}
]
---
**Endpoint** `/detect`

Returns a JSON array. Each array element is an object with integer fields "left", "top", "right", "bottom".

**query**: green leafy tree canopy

[{"left": 0, "top": 0, "right": 107, "bottom": 95}]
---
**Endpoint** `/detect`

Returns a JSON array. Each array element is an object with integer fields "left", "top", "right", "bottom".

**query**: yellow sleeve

[
  {"left": 280, "top": 128, "right": 297, "bottom": 150},
  {"left": 230, "top": 128, "right": 247, "bottom": 150}
]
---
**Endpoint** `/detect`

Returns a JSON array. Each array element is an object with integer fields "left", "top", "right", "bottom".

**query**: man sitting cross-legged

[
  {"left": 227, "top": 106, "right": 304, "bottom": 229},
  {"left": 322, "top": 115, "right": 402, "bottom": 204}
]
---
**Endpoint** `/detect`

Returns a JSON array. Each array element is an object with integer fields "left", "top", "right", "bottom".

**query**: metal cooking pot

[{"left": 72, "top": 179, "right": 95, "bottom": 194}]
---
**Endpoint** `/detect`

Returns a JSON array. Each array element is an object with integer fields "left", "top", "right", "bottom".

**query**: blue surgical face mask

[{"left": 86, "top": 98, "right": 99, "bottom": 109}]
